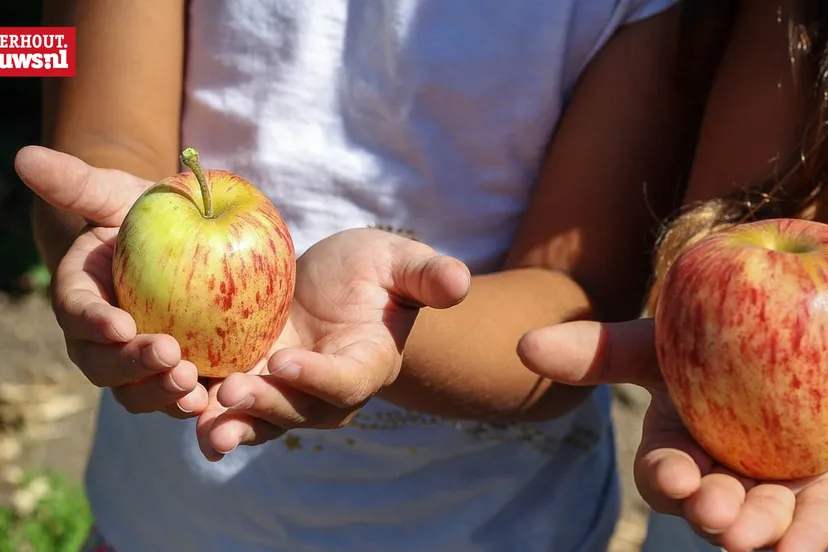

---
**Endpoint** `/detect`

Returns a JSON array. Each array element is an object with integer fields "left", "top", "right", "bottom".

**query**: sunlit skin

[
  {"left": 112, "top": 148, "right": 296, "bottom": 378},
  {"left": 655, "top": 218, "right": 828, "bottom": 480}
]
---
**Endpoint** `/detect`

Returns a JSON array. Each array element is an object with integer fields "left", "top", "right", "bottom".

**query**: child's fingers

[
  {"left": 66, "top": 333, "right": 182, "bottom": 388},
  {"left": 207, "top": 412, "right": 287, "bottom": 455},
  {"left": 634, "top": 403, "right": 710, "bottom": 516},
  {"left": 683, "top": 472, "right": 746, "bottom": 536},
  {"left": 110, "top": 361, "right": 204, "bottom": 416},
  {"left": 775, "top": 477, "right": 828, "bottom": 552},
  {"left": 635, "top": 446, "right": 703, "bottom": 516},
  {"left": 718, "top": 484, "right": 796, "bottom": 552},
  {"left": 518, "top": 318, "right": 663, "bottom": 389},
  {"left": 215, "top": 371, "right": 354, "bottom": 430},
  {"left": 51, "top": 232, "right": 137, "bottom": 344},
  {"left": 264, "top": 343, "right": 394, "bottom": 410},
  {"left": 15, "top": 145, "right": 148, "bottom": 227}
]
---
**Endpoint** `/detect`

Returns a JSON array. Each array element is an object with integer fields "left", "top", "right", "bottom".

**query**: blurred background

[
  {"left": 0, "top": 4, "right": 655, "bottom": 552},
  {"left": 0, "top": 4, "right": 101, "bottom": 552},
  {"left": 0, "top": 2, "right": 48, "bottom": 297}
]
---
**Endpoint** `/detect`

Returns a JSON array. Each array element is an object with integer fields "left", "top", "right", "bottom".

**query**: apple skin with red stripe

[
  {"left": 654, "top": 218, "right": 828, "bottom": 480},
  {"left": 112, "top": 147, "right": 296, "bottom": 378}
]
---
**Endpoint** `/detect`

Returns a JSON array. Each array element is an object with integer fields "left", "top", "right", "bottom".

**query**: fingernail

[
  {"left": 216, "top": 441, "right": 239, "bottom": 455},
  {"left": 204, "top": 448, "right": 224, "bottom": 462},
  {"left": 176, "top": 401, "right": 193, "bottom": 414},
  {"left": 148, "top": 345, "right": 175, "bottom": 369},
  {"left": 701, "top": 526, "right": 723, "bottom": 535},
  {"left": 106, "top": 322, "right": 130, "bottom": 342},
  {"left": 167, "top": 372, "right": 186, "bottom": 393},
  {"left": 270, "top": 362, "right": 301, "bottom": 381},
  {"left": 228, "top": 395, "right": 254, "bottom": 410}
]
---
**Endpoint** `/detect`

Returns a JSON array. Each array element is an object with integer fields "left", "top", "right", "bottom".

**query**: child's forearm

[
  {"left": 33, "top": 0, "right": 185, "bottom": 274},
  {"left": 378, "top": 267, "right": 606, "bottom": 421}
]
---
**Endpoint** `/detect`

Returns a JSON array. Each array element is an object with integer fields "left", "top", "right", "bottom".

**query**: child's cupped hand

[
  {"left": 518, "top": 318, "right": 828, "bottom": 552},
  {"left": 195, "top": 228, "right": 471, "bottom": 461},
  {"left": 15, "top": 146, "right": 210, "bottom": 418}
]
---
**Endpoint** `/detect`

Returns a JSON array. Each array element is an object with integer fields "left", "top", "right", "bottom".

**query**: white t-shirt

[{"left": 84, "top": 1, "right": 680, "bottom": 550}]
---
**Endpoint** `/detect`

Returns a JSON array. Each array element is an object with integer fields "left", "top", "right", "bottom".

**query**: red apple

[
  {"left": 112, "top": 147, "right": 296, "bottom": 378},
  {"left": 654, "top": 217, "right": 828, "bottom": 480}
]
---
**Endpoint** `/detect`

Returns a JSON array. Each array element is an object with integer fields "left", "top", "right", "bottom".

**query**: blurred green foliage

[
  {"left": 0, "top": 1, "right": 47, "bottom": 295},
  {"left": 0, "top": 470, "right": 93, "bottom": 552}
]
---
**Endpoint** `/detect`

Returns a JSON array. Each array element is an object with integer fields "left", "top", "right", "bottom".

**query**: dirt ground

[{"left": 0, "top": 290, "right": 655, "bottom": 552}]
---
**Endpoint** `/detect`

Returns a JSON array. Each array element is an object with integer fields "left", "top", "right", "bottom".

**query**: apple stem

[{"left": 180, "top": 147, "right": 213, "bottom": 218}]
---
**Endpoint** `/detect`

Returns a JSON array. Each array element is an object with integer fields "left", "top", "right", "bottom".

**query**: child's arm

[
  {"left": 679, "top": 0, "right": 804, "bottom": 207},
  {"left": 379, "top": 4, "right": 711, "bottom": 420},
  {"left": 33, "top": 0, "right": 185, "bottom": 273}
]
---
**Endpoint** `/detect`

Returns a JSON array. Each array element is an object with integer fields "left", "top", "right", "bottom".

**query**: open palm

[
  {"left": 519, "top": 318, "right": 828, "bottom": 552},
  {"left": 197, "top": 228, "right": 470, "bottom": 460}
]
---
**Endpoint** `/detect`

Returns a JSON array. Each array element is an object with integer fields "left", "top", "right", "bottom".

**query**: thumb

[
  {"left": 14, "top": 145, "right": 150, "bottom": 227},
  {"left": 517, "top": 317, "right": 663, "bottom": 388},
  {"left": 387, "top": 248, "right": 471, "bottom": 310}
]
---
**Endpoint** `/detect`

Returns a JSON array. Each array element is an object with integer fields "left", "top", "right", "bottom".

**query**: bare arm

[
  {"left": 380, "top": 5, "right": 710, "bottom": 420},
  {"left": 679, "top": 0, "right": 806, "bottom": 206},
  {"left": 34, "top": 0, "right": 186, "bottom": 273}
]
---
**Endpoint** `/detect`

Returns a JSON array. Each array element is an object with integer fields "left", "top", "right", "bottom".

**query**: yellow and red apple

[
  {"left": 654, "top": 218, "right": 828, "bottom": 480},
  {"left": 111, "top": 147, "right": 296, "bottom": 378}
]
